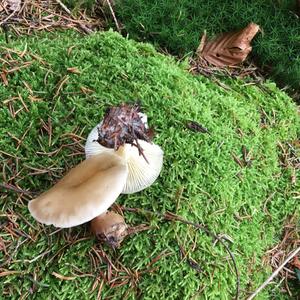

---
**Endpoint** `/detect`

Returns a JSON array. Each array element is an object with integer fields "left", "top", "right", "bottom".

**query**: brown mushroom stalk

[{"left": 91, "top": 211, "right": 128, "bottom": 248}]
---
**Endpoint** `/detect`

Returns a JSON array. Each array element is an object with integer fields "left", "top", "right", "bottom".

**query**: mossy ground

[
  {"left": 114, "top": 0, "right": 300, "bottom": 94},
  {"left": 0, "top": 30, "right": 299, "bottom": 299}
]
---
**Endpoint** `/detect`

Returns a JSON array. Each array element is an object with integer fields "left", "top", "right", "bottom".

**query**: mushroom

[
  {"left": 85, "top": 104, "right": 163, "bottom": 245},
  {"left": 85, "top": 107, "right": 163, "bottom": 194},
  {"left": 28, "top": 103, "right": 163, "bottom": 247},
  {"left": 28, "top": 152, "right": 128, "bottom": 228},
  {"left": 85, "top": 136, "right": 163, "bottom": 194}
]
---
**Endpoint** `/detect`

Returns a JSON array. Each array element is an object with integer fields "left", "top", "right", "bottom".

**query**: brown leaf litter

[
  {"left": 262, "top": 214, "right": 300, "bottom": 296},
  {"left": 0, "top": 0, "right": 103, "bottom": 35},
  {"left": 197, "top": 23, "right": 260, "bottom": 67},
  {"left": 95, "top": 103, "right": 153, "bottom": 162},
  {"left": 190, "top": 23, "right": 262, "bottom": 82}
]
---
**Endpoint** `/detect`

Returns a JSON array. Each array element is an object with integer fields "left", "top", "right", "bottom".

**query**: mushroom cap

[
  {"left": 85, "top": 124, "right": 163, "bottom": 194},
  {"left": 28, "top": 153, "right": 128, "bottom": 228}
]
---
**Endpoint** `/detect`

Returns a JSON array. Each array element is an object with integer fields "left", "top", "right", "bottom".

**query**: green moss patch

[
  {"left": 0, "top": 30, "right": 299, "bottom": 299},
  {"left": 115, "top": 0, "right": 300, "bottom": 94}
]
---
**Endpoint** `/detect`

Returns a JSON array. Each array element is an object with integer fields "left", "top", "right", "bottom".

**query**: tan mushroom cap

[
  {"left": 85, "top": 125, "right": 163, "bottom": 194},
  {"left": 28, "top": 152, "right": 128, "bottom": 228}
]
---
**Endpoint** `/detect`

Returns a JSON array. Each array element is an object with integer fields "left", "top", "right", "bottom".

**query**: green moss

[
  {"left": 0, "top": 30, "right": 299, "bottom": 299},
  {"left": 115, "top": 0, "right": 300, "bottom": 93}
]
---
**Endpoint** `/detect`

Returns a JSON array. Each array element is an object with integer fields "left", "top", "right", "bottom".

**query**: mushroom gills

[
  {"left": 121, "top": 140, "right": 163, "bottom": 194},
  {"left": 85, "top": 126, "right": 163, "bottom": 194}
]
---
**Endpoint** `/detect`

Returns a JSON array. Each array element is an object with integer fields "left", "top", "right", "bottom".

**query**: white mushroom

[
  {"left": 85, "top": 123, "right": 163, "bottom": 194},
  {"left": 28, "top": 104, "right": 163, "bottom": 248},
  {"left": 28, "top": 152, "right": 128, "bottom": 228}
]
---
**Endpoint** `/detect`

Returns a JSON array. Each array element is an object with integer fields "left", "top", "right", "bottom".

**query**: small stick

[
  {"left": 247, "top": 246, "right": 300, "bottom": 300},
  {"left": 53, "top": 0, "right": 92, "bottom": 34},
  {"left": 105, "top": 0, "right": 121, "bottom": 33},
  {"left": 54, "top": 0, "right": 71, "bottom": 14}
]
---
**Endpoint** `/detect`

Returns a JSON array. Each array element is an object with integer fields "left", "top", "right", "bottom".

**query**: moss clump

[
  {"left": 115, "top": 0, "right": 300, "bottom": 93},
  {"left": 0, "top": 30, "right": 299, "bottom": 299}
]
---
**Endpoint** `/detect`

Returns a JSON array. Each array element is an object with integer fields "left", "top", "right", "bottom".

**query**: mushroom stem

[{"left": 90, "top": 211, "right": 128, "bottom": 248}]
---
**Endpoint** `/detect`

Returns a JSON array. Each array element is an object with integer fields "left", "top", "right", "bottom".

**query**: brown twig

[{"left": 105, "top": 0, "right": 121, "bottom": 33}]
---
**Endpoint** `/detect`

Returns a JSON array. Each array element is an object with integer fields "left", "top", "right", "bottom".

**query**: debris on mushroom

[
  {"left": 28, "top": 152, "right": 128, "bottom": 228},
  {"left": 90, "top": 211, "right": 128, "bottom": 248},
  {"left": 85, "top": 103, "right": 164, "bottom": 194},
  {"left": 95, "top": 104, "right": 152, "bottom": 150}
]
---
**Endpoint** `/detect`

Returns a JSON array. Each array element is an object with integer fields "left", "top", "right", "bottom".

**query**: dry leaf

[{"left": 198, "top": 23, "right": 260, "bottom": 67}]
